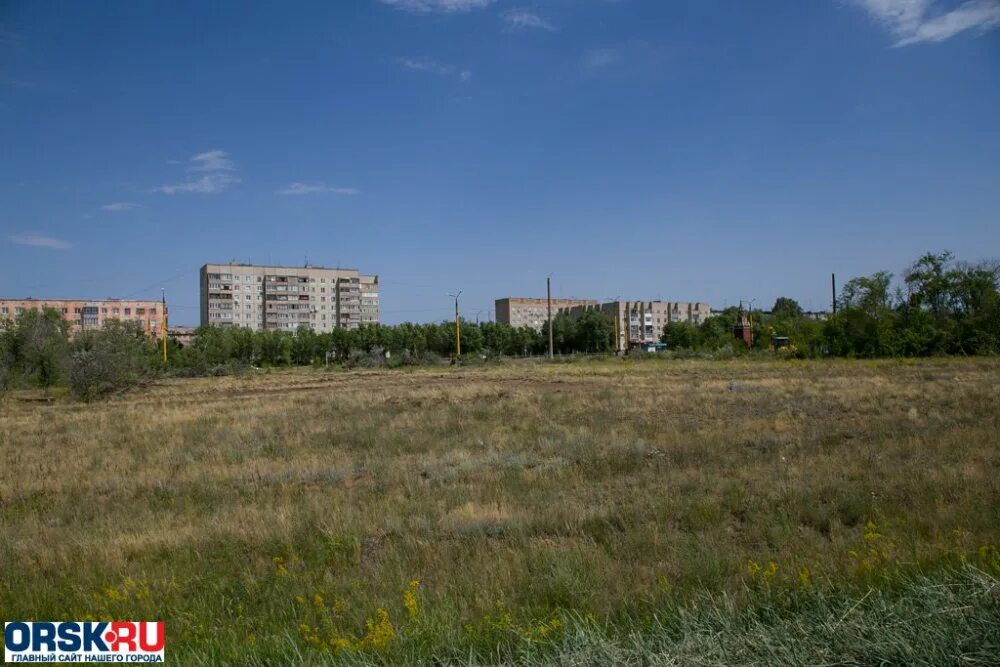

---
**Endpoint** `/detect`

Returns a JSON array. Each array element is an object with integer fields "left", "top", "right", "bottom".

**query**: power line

[{"left": 118, "top": 267, "right": 191, "bottom": 300}]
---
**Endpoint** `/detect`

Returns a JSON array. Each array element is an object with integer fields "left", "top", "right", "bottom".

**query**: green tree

[
  {"left": 0, "top": 318, "right": 16, "bottom": 390},
  {"left": 14, "top": 308, "right": 70, "bottom": 388},
  {"left": 328, "top": 327, "right": 357, "bottom": 360},
  {"left": 661, "top": 321, "right": 699, "bottom": 350},
  {"left": 541, "top": 312, "right": 577, "bottom": 354},
  {"left": 771, "top": 297, "right": 803, "bottom": 320},
  {"left": 698, "top": 316, "right": 736, "bottom": 351},
  {"left": 904, "top": 251, "right": 955, "bottom": 319},
  {"left": 574, "top": 310, "right": 614, "bottom": 352}
]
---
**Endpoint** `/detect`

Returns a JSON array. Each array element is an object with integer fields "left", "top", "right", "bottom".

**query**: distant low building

[
  {"left": 712, "top": 309, "right": 830, "bottom": 321},
  {"left": 0, "top": 298, "right": 166, "bottom": 337},
  {"left": 167, "top": 326, "right": 198, "bottom": 348}
]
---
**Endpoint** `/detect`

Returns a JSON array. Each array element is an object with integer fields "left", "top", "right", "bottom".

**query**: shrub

[
  {"left": 68, "top": 321, "right": 153, "bottom": 399},
  {"left": 12, "top": 308, "right": 69, "bottom": 388}
]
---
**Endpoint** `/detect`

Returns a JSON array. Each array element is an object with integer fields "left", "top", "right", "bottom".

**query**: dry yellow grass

[{"left": 1, "top": 357, "right": 998, "bottom": 661}]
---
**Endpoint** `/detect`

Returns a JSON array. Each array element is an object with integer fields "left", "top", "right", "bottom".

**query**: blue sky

[{"left": 1, "top": 0, "right": 998, "bottom": 325}]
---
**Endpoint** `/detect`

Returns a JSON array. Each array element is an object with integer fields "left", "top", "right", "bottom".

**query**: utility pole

[
  {"left": 831, "top": 273, "right": 837, "bottom": 315},
  {"left": 449, "top": 291, "right": 462, "bottom": 357},
  {"left": 161, "top": 289, "right": 168, "bottom": 364},
  {"left": 547, "top": 274, "right": 553, "bottom": 359}
]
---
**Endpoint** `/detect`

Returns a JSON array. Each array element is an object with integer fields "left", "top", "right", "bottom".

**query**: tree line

[
  {"left": 662, "top": 252, "right": 1000, "bottom": 357},
  {"left": 2, "top": 251, "right": 997, "bottom": 398}
]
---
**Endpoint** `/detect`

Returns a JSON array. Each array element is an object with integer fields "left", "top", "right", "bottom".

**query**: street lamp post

[{"left": 448, "top": 291, "right": 462, "bottom": 357}]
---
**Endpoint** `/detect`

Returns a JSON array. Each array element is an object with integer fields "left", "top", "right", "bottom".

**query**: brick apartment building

[{"left": 0, "top": 298, "right": 166, "bottom": 336}]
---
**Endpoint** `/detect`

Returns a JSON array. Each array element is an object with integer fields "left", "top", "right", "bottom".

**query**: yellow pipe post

[{"left": 161, "top": 290, "right": 168, "bottom": 364}]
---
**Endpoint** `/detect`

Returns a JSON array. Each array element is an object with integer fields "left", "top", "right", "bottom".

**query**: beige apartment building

[
  {"left": 0, "top": 298, "right": 166, "bottom": 336},
  {"left": 200, "top": 263, "right": 379, "bottom": 332},
  {"left": 495, "top": 297, "right": 598, "bottom": 331},
  {"left": 496, "top": 297, "right": 709, "bottom": 348},
  {"left": 578, "top": 300, "right": 712, "bottom": 351}
]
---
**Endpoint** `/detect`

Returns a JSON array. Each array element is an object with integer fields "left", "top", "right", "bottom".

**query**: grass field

[{"left": 2, "top": 357, "right": 999, "bottom": 664}]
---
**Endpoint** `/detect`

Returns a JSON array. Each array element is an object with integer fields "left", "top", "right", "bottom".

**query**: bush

[
  {"left": 0, "top": 323, "right": 12, "bottom": 392},
  {"left": 68, "top": 321, "right": 153, "bottom": 400},
  {"left": 11, "top": 308, "right": 69, "bottom": 388}
]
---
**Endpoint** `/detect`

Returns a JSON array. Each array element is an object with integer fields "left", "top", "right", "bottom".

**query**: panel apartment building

[
  {"left": 495, "top": 298, "right": 598, "bottom": 330},
  {"left": 495, "top": 297, "right": 711, "bottom": 352},
  {"left": 587, "top": 300, "right": 712, "bottom": 351},
  {"left": 200, "top": 263, "right": 379, "bottom": 332},
  {"left": 0, "top": 298, "right": 166, "bottom": 336}
]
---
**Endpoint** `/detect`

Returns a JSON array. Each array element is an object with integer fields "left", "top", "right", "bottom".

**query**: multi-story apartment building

[
  {"left": 580, "top": 300, "right": 711, "bottom": 351},
  {"left": 200, "top": 263, "right": 379, "bottom": 332},
  {"left": 495, "top": 296, "right": 710, "bottom": 350},
  {"left": 495, "top": 297, "right": 598, "bottom": 331},
  {"left": 0, "top": 298, "right": 166, "bottom": 336}
]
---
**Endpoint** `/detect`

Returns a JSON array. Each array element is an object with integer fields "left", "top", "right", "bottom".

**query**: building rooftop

[
  {"left": 203, "top": 261, "right": 370, "bottom": 273},
  {"left": 1, "top": 297, "right": 161, "bottom": 303}
]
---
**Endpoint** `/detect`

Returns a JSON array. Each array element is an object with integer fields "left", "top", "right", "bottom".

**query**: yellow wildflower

[
  {"left": 403, "top": 580, "right": 420, "bottom": 620},
  {"left": 798, "top": 566, "right": 812, "bottom": 590},
  {"left": 359, "top": 609, "right": 395, "bottom": 649}
]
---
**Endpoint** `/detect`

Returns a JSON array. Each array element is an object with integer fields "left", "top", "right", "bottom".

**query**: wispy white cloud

[
  {"left": 9, "top": 233, "right": 71, "bottom": 250},
  {"left": 155, "top": 173, "right": 240, "bottom": 195},
  {"left": 852, "top": 0, "right": 1000, "bottom": 45},
  {"left": 277, "top": 183, "right": 360, "bottom": 196},
  {"left": 378, "top": 0, "right": 494, "bottom": 13},
  {"left": 189, "top": 149, "right": 235, "bottom": 172},
  {"left": 397, "top": 57, "right": 472, "bottom": 81},
  {"left": 503, "top": 9, "right": 555, "bottom": 31},
  {"left": 582, "top": 48, "right": 622, "bottom": 68},
  {"left": 154, "top": 149, "right": 241, "bottom": 195},
  {"left": 580, "top": 40, "right": 678, "bottom": 72},
  {"left": 100, "top": 202, "right": 141, "bottom": 212}
]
